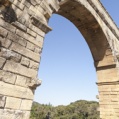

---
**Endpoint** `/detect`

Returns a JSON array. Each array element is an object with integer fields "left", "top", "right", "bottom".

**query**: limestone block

[
  {"left": 5, "top": 97, "right": 21, "bottom": 109},
  {"left": 0, "top": 48, "right": 21, "bottom": 62},
  {"left": 48, "top": 0, "right": 60, "bottom": 11},
  {"left": 27, "top": 28, "right": 37, "bottom": 37},
  {"left": 0, "top": 82, "right": 34, "bottom": 99},
  {"left": 34, "top": 47, "right": 42, "bottom": 54},
  {"left": 28, "top": 0, "right": 37, "bottom": 6},
  {"left": 23, "top": 0, "right": 31, "bottom": 8},
  {"left": 28, "top": 23, "right": 45, "bottom": 37},
  {"left": 0, "top": 95, "right": 6, "bottom": 108},
  {"left": 16, "top": 29, "right": 43, "bottom": 48},
  {"left": 8, "top": 31, "right": 27, "bottom": 47},
  {"left": 10, "top": 42, "right": 40, "bottom": 62},
  {"left": 31, "top": 16, "right": 51, "bottom": 33},
  {"left": 0, "top": 26, "right": 8, "bottom": 37},
  {"left": 95, "top": 54, "right": 116, "bottom": 68},
  {"left": 2, "top": 110, "right": 30, "bottom": 119},
  {"left": 18, "top": 38, "right": 27, "bottom": 47},
  {"left": 4, "top": 60, "right": 37, "bottom": 78},
  {"left": 0, "top": 109, "right": 3, "bottom": 115},
  {"left": 12, "top": 21, "right": 27, "bottom": 32},
  {"left": 20, "top": 99, "right": 33, "bottom": 110},
  {"left": 21, "top": 57, "right": 30, "bottom": 67},
  {"left": 1, "top": 109, "right": 30, "bottom": 119},
  {"left": 40, "top": 1, "right": 52, "bottom": 15},
  {"left": 27, "top": 78, "right": 42, "bottom": 89},
  {"left": 0, "top": 37, "right": 11, "bottom": 48},
  {"left": 97, "top": 67, "right": 119, "bottom": 82},
  {"left": 22, "top": 111, "right": 30, "bottom": 119},
  {"left": 0, "top": 109, "right": 15, "bottom": 119},
  {"left": 29, "top": 60, "right": 39, "bottom": 70},
  {"left": 7, "top": 31, "right": 23, "bottom": 43},
  {"left": 13, "top": 0, "right": 25, "bottom": 10},
  {"left": 0, "top": 57, "right": 6, "bottom": 69},
  {"left": 0, "top": 19, "right": 16, "bottom": 33},
  {"left": 36, "top": 34, "right": 44, "bottom": 43},
  {"left": 36, "top": 5, "right": 45, "bottom": 14},
  {"left": 0, "top": 70, "right": 16, "bottom": 84},
  {"left": 11, "top": 4, "right": 23, "bottom": 18},
  {"left": 26, "top": 42, "right": 35, "bottom": 51},
  {"left": 29, "top": 6, "right": 46, "bottom": 23},
  {"left": 15, "top": 75, "right": 29, "bottom": 87}
]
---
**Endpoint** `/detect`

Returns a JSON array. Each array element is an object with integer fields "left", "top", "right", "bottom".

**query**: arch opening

[
  {"left": 35, "top": 1, "right": 119, "bottom": 118},
  {"left": 35, "top": 13, "right": 98, "bottom": 106}
]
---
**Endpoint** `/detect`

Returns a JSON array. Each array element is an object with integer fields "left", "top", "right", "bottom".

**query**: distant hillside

[{"left": 30, "top": 100, "right": 99, "bottom": 119}]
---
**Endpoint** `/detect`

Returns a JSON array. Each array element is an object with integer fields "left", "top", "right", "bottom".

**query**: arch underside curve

[{"left": 56, "top": 0, "right": 109, "bottom": 62}]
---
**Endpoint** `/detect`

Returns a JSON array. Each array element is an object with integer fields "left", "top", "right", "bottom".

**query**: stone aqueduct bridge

[{"left": 0, "top": 0, "right": 119, "bottom": 118}]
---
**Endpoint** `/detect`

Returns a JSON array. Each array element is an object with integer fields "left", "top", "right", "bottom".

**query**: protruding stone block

[{"left": 0, "top": 95, "right": 6, "bottom": 108}]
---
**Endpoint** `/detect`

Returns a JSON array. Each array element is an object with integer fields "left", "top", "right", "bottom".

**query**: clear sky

[{"left": 34, "top": 0, "right": 119, "bottom": 106}]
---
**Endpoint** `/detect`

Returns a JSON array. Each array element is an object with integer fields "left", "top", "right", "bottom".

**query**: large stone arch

[{"left": 0, "top": 0, "right": 119, "bottom": 119}]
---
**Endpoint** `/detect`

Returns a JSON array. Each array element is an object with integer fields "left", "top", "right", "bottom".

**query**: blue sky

[{"left": 34, "top": 0, "right": 119, "bottom": 106}]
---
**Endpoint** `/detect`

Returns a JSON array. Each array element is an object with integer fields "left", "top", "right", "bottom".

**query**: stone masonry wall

[{"left": 0, "top": 0, "right": 58, "bottom": 118}]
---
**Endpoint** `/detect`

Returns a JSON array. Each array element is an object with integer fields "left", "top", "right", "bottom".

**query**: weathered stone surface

[
  {"left": 0, "top": 26, "right": 8, "bottom": 37},
  {"left": 0, "top": 48, "right": 21, "bottom": 62},
  {"left": 18, "top": 38, "right": 27, "bottom": 47},
  {"left": 0, "top": 37, "right": 11, "bottom": 48},
  {"left": 29, "top": 60, "right": 39, "bottom": 70},
  {"left": 22, "top": 111, "right": 30, "bottom": 119},
  {"left": 31, "top": 16, "right": 52, "bottom": 33},
  {"left": 0, "top": 19, "right": 16, "bottom": 33},
  {"left": 7, "top": 31, "right": 24, "bottom": 44},
  {"left": 13, "top": 0, "right": 25, "bottom": 10},
  {"left": 12, "top": 21, "right": 27, "bottom": 32},
  {"left": 34, "top": 47, "right": 42, "bottom": 54},
  {"left": 21, "top": 57, "right": 30, "bottom": 67},
  {"left": 3, "top": 60, "right": 37, "bottom": 78},
  {"left": 5, "top": 97, "right": 21, "bottom": 109},
  {"left": 20, "top": 99, "right": 32, "bottom": 110},
  {"left": 23, "top": 0, "right": 31, "bottom": 8},
  {"left": 15, "top": 75, "right": 28, "bottom": 87},
  {"left": 0, "top": 109, "right": 30, "bottom": 119},
  {"left": 0, "top": 57, "right": 6, "bottom": 69},
  {"left": 27, "top": 78, "right": 42, "bottom": 89},
  {"left": 36, "top": 34, "right": 44, "bottom": 43},
  {"left": 0, "top": 109, "right": 3, "bottom": 115},
  {"left": 27, "top": 28, "right": 37, "bottom": 37},
  {"left": 0, "top": 82, "right": 34, "bottom": 99},
  {"left": 28, "top": 23, "right": 45, "bottom": 37},
  {"left": 0, "top": 70, "right": 16, "bottom": 84},
  {"left": 16, "top": 29, "right": 43, "bottom": 48},
  {"left": 26, "top": 42, "right": 35, "bottom": 51},
  {"left": 10, "top": 42, "right": 40, "bottom": 62},
  {"left": 0, "top": 95, "right": 6, "bottom": 108}
]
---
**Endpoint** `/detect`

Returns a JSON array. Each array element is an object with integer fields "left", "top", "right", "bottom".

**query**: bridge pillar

[
  {"left": 0, "top": 0, "right": 54, "bottom": 118},
  {"left": 96, "top": 48, "right": 119, "bottom": 119}
]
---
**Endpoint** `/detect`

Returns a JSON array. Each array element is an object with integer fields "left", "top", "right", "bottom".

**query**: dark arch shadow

[{"left": 56, "top": 0, "right": 109, "bottom": 63}]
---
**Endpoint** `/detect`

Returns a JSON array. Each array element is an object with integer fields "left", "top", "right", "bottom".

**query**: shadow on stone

[{"left": 1, "top": 6, "right": 17, "bottom": 23}]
